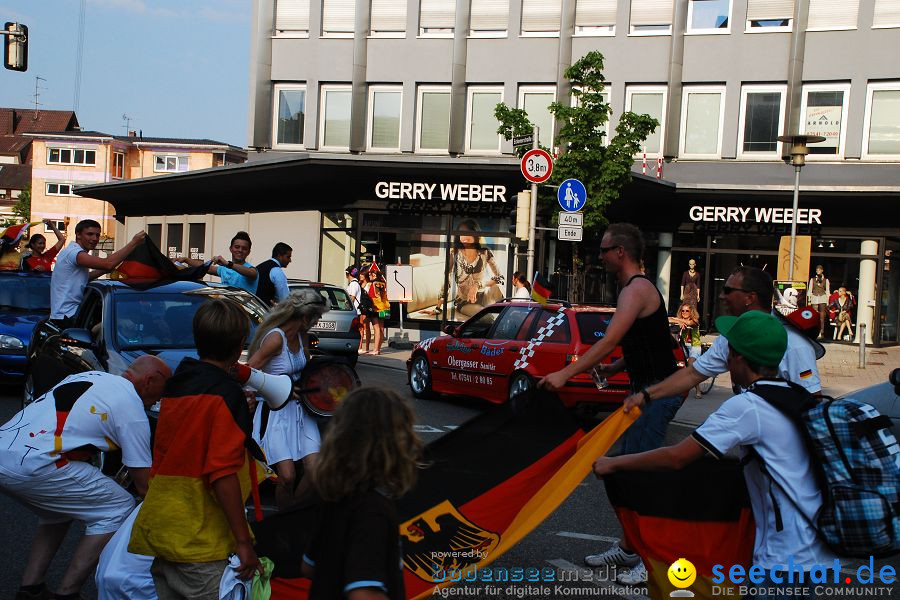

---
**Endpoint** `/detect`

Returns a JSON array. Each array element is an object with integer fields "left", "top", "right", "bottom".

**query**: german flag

[
  {"left": 110, "top": 236, "right": 209, "bottom": 282},
  {"left": 605, "top": 458, "right": 755, "bottom": 600},
  {"left": 257, "top": 394, "right": 640, "bottom": 599},
  {"left": 0, "top": 221, "right": 41, "bottom": 252},
  {"left": 531, "top": 272, "right": 553, "bottom": 304}
]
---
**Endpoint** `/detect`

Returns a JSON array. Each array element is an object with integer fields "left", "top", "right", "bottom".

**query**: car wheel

[
  {"left": 508, "top": 371, "right": 536, "bottom": 414},
  {"left": 22, "top": 371, "right": 35, "bottom": 408},
  {"left": 409, "top": 353, "right": 434, "bottom": 399}
]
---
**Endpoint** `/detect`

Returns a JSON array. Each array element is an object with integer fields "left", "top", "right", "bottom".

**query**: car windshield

[
  {"left": 113, "top": 292, "right": 263, "bottom": 350},
  {"left": 576, "top": 312, "right": 613, "bottom": 345},
  {"left": 0, "top": 274, "right": 52, "bottom": 312}
]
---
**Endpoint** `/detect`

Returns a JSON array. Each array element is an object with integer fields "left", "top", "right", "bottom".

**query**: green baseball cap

[{"left": 715, "top": 311, "right": 787, "bottom": 367}]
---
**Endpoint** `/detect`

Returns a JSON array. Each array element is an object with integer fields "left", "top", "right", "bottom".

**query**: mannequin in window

[
  {"left": 680, "top": 259, "right": 700, "bottom": 307},
  {"left": 807, "top": 264, "right": 830, "bottom": 340},
  {"left": 831, "top": 286, "right": 855, "bottom": 341}
]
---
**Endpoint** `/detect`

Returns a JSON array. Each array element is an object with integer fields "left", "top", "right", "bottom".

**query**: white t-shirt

[
  {"left": 50, "top": 242, "right": 90, "bottom": 319},
  {"left": 347, "top": 279, "right": 362, "bottom": 314},
  {"left": 0, "top": 371, "right": 152, "bottom": 476},
  {"left": 693, "top": 317, "right": 821, "bottom": 393},
  {"left": 513, "top": 286, "right": 531, "bottom": 299},
  {"left": 692, "top": 381, "right": 837, "bottom": 569}
]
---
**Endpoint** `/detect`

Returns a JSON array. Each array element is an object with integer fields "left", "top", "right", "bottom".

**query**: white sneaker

[
  {"left": 616, "top": 562, "right": 648, "bottom": 585},
  {"left": 584, "top": 542, "right": 641, "bottom": 568}
]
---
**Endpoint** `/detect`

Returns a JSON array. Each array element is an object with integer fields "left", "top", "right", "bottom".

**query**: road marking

[
  {"left": 556, "top": 531, "right": 619, "bottom": 542},
  {"left": 546, "top": 559, "right": 649, "bottom": 600}
]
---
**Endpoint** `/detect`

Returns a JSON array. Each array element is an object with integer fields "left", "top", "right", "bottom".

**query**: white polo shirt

[{"left": 50, "top": 241, "right": 90, "bottom": 320}]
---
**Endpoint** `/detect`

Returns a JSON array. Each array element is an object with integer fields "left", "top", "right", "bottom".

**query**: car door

[
  {"left": 519, "top": 307, "right": 572, "bottom": 378},
  {"left": 433, "top": 305, "right": 504, "bottom": 396},
  {"left": 479, "top": 305, "right": 535, "bottom": 402}
]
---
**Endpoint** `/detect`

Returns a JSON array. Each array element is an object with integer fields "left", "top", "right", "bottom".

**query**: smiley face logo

[{"left": 667, "top": 558, "right": 696, "bottom": 589}]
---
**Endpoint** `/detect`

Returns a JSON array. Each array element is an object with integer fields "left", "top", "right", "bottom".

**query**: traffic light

[
  {"left": 510, "top": 190, "right": 531, "bottom": 240},
  {"left": 3, "top": 22, "right": 28, "bottom": 72}
]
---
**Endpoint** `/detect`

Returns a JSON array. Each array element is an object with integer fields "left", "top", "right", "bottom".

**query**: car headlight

[{"left": 0, "top": 334, "right": 25, "bottom": 350}]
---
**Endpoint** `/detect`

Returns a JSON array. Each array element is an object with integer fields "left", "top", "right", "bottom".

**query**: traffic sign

[
  {"left": 558, "top": 212, "right": 583, "bottom": 227},
  {"left": 386, "top": 265, "right": 413, "bottom": 302},
  {"left": 558, "top": 225, "right": 583, "bottom": 241},
  {"left": 558, "top": 178, "right": 586, "bottom": 212},
  {"left": 512, "top": 134, "right": 534, "bottom": 147},
  {"left": 520, "top": 149, "right": 553, "bottom": 183}
]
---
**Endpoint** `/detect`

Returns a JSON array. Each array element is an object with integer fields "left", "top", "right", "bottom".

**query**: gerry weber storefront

[{"left": 80, "top": 154, "right": 898, "bottom": 346}]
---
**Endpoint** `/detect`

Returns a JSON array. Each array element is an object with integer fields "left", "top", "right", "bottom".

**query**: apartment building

[
  {"left": 79, "top": 0, "right": 900, "bottom": 344},
  {"left": 28, "top": 131, "right": 246, "bottom": 249}
]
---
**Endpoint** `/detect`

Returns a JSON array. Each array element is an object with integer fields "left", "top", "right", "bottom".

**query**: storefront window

[
  {"left": 321, "top": 212, "right": 357, "bottom": 286},
  {"left": 881, "top": 244, "right": 898, "bottom": 344}
]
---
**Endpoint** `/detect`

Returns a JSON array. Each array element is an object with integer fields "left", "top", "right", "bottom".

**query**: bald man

[{"left": 0, "top": 356, "right": 171, "bottom": 600}]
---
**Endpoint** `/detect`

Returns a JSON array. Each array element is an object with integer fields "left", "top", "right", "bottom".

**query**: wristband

[
  {"left": 227, "top": 261, "right": 234, "bottom": 269},
  {"left": 640, "top": 388, "right": 652, "bottom": 404}
]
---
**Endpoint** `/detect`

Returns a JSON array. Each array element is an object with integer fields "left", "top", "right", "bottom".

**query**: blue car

[
  {"left": 25, "top": 279, "right": 268, "bottom": 404},
  {"left": 0, "top": 271, "right": 52, "bottom": 381}
]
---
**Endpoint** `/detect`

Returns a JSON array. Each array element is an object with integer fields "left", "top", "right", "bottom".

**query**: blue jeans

[{"left": 619, "top": 394, "right": 683, "bottom": 454}]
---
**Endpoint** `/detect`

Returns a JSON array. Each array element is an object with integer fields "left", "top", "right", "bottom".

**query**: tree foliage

[
  {"left": 0, "top": 184, "right": 30, "bottom": 227},
  {"left": 494, "top": 51, "right": 659, "bottom": 231}
]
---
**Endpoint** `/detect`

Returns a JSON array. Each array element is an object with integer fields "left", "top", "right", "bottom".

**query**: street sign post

[
  {"left": 520, "top": 149, "right": 553, "bottom": 184},
  {"left": 512, "top": 134, "right": 534, "bottom": 147},
  {"left": 557, "top": 178, "right": 586, "bottom": 212},
  {"left": 558, "top": 212, "right": 583, "bottom": 227},
  {"left": 558, "top": 225, "right": 583, "bottom": 241}
]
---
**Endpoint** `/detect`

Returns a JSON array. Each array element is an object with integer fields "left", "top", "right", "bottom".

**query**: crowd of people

[{"left": 0, "top": 217, "right": 840, "bottom": 600}]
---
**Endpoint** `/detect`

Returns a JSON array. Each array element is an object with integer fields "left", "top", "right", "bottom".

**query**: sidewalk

[{"left": 359, "top": 338, "right": 899, "bottom": 427}]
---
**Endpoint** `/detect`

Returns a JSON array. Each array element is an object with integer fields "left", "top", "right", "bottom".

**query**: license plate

[{"left": 314, "top": 321, "right": 336, "bottom": 331}]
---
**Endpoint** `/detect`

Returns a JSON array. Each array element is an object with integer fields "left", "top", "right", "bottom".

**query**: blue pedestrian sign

[{"left": 558, "top": 179, "right": 586, "bottom": 213}]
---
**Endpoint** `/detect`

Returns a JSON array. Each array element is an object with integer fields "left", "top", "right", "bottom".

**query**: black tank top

[{"left": 619, "top": 274, "right": 677, "bottom": 389}]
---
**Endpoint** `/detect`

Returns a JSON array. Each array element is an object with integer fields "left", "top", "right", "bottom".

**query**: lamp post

[{"left": 776, "top": 134, "right": 825, "bottom": 281}]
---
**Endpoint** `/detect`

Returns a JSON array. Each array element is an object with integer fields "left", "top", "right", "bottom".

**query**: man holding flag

[
  {"left": 540, "top": 222, "right": 683, "bottom": 583},
  {"left": 50, "top": 220, "right": 147, "bottom": 328}
]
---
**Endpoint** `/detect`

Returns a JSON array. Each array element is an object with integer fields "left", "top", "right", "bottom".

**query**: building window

[
  {"left": 416, "top": 86, "right": 451, "bottom": 152},
  {"left": 466, "top": 87, "right": 503, "bottom": 153},
  {"left": 575, "top": 0, "right": 615, "bottom": 34},
  {"left": 46, "top": 182, "right": 75, "bottom": 196},
  {"left": 746, "top": 0, "right": 793, "bottom": 31},
  {"left": 801, "top": 84, "right": 850, "bottom": 158},
  {"left": 630, "top": 0, "right": 673, "bottom": 34},
  {"left": 367, "top": 86, "right": 403, "bottom": 151},
  {"left": 45, "top": 220, "right": 65, "bottom": 233},
  {"left": 419, "top": 0, "right": 455, "bottom": 35},
  {"left": 688, "top": 0, "right": 730, "bottom": 32},
  {"left": 807, "top": 0, "right": 858, "bottom": 30},
  {"left": 319, "top": 85, "right": 352, "bottom": 150},
  {"left": 322, "top": 0, "right": 354, "bottom": 35},
  {"left": 275, "top": 0, "right": 310, "bottom": 34},
  {"left": 154, "top": 154, "right": 189, "bottom": 173},
  {"left": 625, "top": 86, "right": 666, "bottom": 156},
  {"left": 371, "top": 0, "right": 406, "bottom": 35},
  {"left": 873, "top": 0, "right": 900, "bottom": 28},
  {"left": 470, "top": 0, "right": 508, "bottom": 36},
  {"left": 680, "top": 87, "right": 725, "bottom": 158},
  {"left": 738, "top": 85, "right": 785, "bottom": 158},
  {"left": 112, "top": 151, "right": 125, "bottom": 179},
  {"left": 47, "top": 147, "right": 96, "bottom": 166},
  {"left": 522, "top": 0, "right": 561, "bottom": 34},
  {"left": 518, "top": 86, "right": 556, "bottom": 148},
  {"left": 273, "top": 84, "right": 307, "bottom": 149},
  {"left": 863, "top": 82, "right": 900, "bottom": 159}
]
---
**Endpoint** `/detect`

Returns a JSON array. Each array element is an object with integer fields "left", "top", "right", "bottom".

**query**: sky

[{"left": 0, "top": 0, "right": 251, "bottom": 147}]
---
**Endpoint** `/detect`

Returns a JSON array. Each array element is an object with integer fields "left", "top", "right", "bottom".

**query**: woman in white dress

[{"left": 249, "top": 289, "right": 329, "bottom": 508}]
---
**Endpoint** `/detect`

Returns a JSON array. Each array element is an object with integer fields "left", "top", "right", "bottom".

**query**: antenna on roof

[
  {"left": 32, "top": 75, "right": 46, "bottom": 120},
  {"left": 73, "top": 0, "right": 87, "bottom": 112},
  {"left": 122, "top": 114, "right": 131, "bottom": 136}
]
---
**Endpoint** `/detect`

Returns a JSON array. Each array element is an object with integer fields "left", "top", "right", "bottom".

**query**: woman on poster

[{"left": 439, "top": 219, "right": 503, "bottom": 318}]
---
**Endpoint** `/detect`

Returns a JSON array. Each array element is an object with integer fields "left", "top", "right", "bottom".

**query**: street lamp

[{"left": 776, "top": 134, "right": 825, "bottom": 281}]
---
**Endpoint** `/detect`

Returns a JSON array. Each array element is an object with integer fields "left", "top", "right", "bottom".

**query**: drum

[{"left": 296, "top": 358, "right": 360, "bottom": 418}]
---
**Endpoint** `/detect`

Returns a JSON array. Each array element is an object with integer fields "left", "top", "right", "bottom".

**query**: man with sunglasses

[
  {"left": 623, "top": 266, "right": 822, "bottom": 416},
  {"left": 540, "top": 223, "right": 683, "bottom": 584}
]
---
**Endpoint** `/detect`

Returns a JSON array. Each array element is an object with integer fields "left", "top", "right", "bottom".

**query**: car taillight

[
  {"left": 350, "top": 316, "right": 360, "bottom": 331},
  {"left": 565, "top": 354, "right": 579, "bottom": 365}
]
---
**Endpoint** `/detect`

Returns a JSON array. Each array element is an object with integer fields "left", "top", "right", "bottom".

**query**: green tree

[{"left": 0, "top": 184, "right": 30, "bottom": 227}]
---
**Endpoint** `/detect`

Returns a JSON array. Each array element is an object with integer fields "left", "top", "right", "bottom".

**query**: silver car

[{"left": 288, "top": 279, "right": 360, "bottom": 366}]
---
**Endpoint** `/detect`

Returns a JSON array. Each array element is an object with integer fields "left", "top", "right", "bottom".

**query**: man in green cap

[{"left": 593, "top": 311, "right": 836, "bottom": 593}]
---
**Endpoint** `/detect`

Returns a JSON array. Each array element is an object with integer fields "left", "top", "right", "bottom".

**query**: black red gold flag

[
  {"left": 110, "top": 236, "right": 209, "bottom": 282},
  {"left": 604, "top": 458, "right": 755, "bottom": 600},
  {"left": 531, "top": 272, "right": 553, "bottom": 304}
]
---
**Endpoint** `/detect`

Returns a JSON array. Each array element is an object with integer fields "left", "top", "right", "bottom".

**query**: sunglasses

[
  {"left": 599, "top": 245, "right": 621, "bottom": 254},
  {"left": 680, "top": 309, "right": 691, "bottom": 313},
  {"left": 722, "top": 286, "right": 752, "bottom": 295}
]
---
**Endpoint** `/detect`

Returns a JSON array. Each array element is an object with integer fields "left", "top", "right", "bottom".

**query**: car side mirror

[
  {"left": 890, "top": 368, "right": 900, "bottom": 396},
  {"left": 60, "top": 328, "right": 94, "bottom": 348},
  {"left": 442, "top": 324, "right": 458, "bottom": 336}
]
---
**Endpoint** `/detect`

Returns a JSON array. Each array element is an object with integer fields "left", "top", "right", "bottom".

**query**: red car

[{"left": 407, "top": 300, "right": 686, "bottom": 409}]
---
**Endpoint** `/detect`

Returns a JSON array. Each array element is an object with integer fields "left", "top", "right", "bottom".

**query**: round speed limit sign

[{"left": 520, "top": 149, "right": 553, "bottom": 183}]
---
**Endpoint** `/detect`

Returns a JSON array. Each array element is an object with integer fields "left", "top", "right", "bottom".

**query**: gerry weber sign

[
  {"left": 689, "top": 205, "right": 825, "bottom": 234},
  {"left": 375, "top": 181, "right": 508, "bottom": 203}
]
